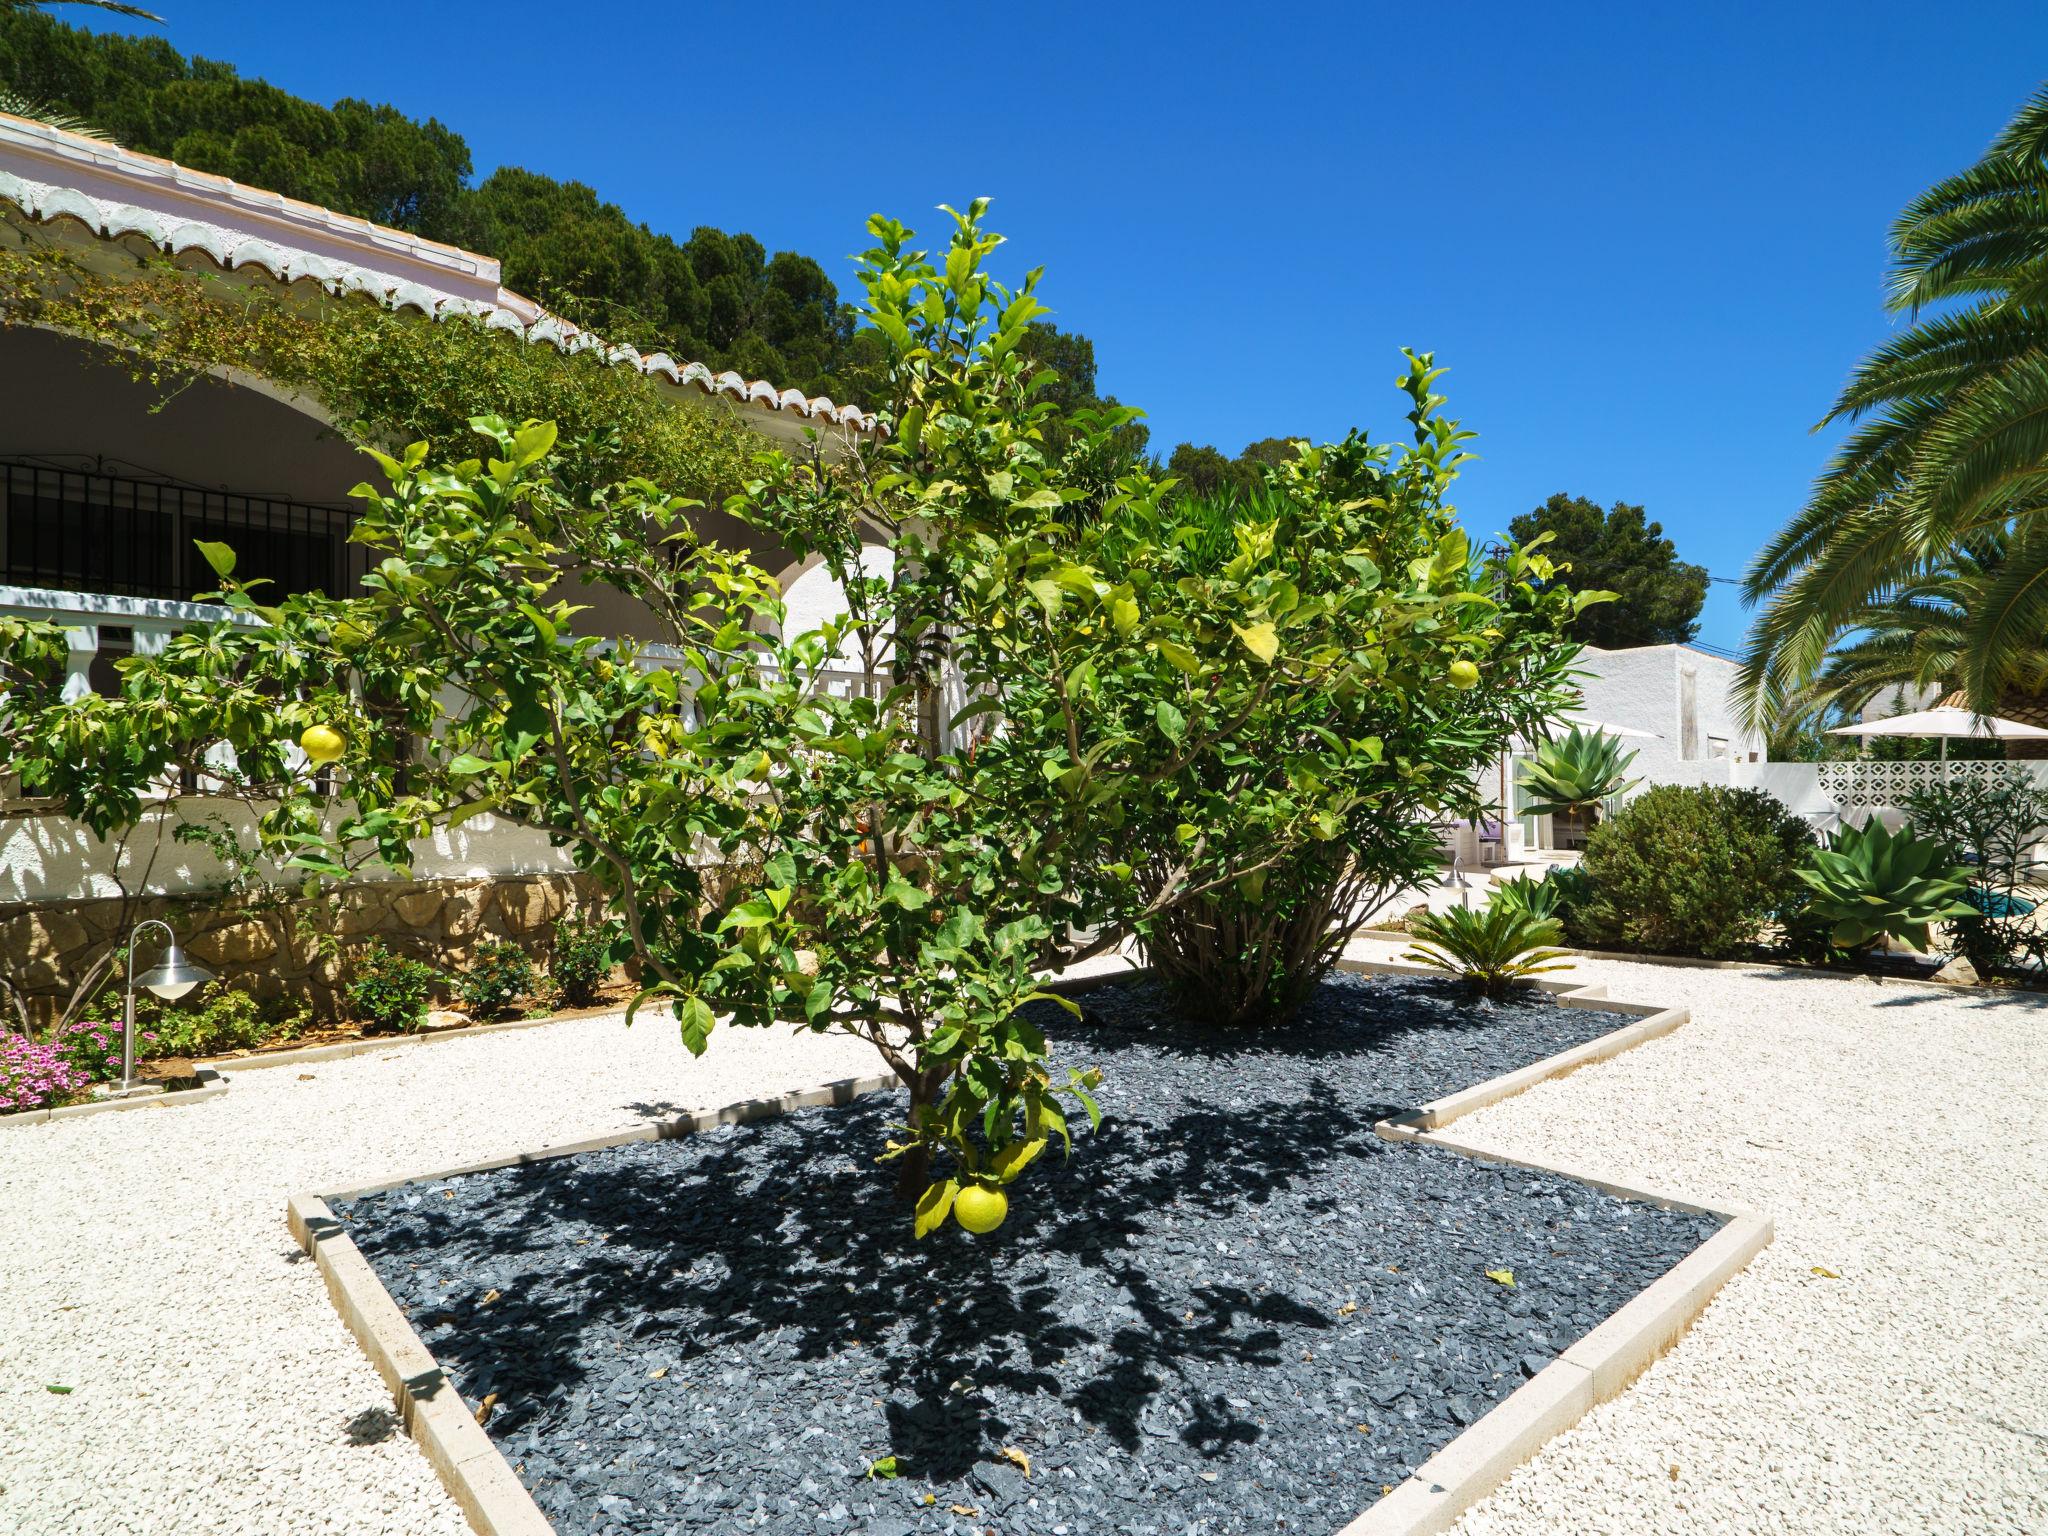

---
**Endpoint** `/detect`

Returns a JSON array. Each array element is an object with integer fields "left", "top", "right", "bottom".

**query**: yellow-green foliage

[{"left": 0, "top": 239, "right": 760, "bottom": 501}]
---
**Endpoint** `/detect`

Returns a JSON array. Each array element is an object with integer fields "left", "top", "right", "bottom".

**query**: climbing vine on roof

[{"left": 0, "top": 236, "right": 763, "bottom": 502}]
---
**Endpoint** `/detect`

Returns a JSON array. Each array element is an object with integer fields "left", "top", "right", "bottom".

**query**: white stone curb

[{"left": 0, "top": 1069, "right": 226, "bottom": 1129}]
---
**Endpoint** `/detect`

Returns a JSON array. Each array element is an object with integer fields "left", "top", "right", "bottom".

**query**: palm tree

[{"left": 1739, "top": 86, "right": 2048, "bottom": 723}]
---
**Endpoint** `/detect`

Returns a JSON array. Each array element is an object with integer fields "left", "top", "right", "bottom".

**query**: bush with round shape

[
  {"left": 549, "top": 911, "right": 620, "bottom": 1008},
  {"left": 346, "top": 944, "right": 439, "bottom": 1033},
  {"left": 1571, "top": 785, "right": 1814, "bottom": 959},
  {"left": 455, "top": 939, "right": 534, "bottom": 1021}
]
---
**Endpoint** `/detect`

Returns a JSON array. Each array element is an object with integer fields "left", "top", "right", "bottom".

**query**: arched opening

[
  {"left": 0, "top": 324, "right": 376, "bottom": 607},
  {"left": 777, "top": 545, "right": 896, "bottom": 674}
]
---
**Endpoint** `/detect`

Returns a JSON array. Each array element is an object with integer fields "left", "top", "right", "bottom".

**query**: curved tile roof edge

[{"left": 0, "top": 162, "right": 880, "bottom": 437}]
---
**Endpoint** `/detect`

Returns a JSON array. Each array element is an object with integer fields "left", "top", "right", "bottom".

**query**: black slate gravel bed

[{"left": 338, "top": 974, "right": 1717, "bottom": 1536}]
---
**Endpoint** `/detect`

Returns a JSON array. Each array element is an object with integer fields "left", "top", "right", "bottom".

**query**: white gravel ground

[
  {"left": 4, "top": 951, "right": 2043, "bottom": 1536},
  {"left": 0, "top": 1009, "right": 880, "bottom": 1536},
  {"left": 1339, "top": 940, "right": 2048, "bottom": 1536}
]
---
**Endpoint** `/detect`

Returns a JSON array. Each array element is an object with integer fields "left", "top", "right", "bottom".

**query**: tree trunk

[
  {"left": 1144, "top": 881, "right": 1339, "bottom": 1028},
  {"left": 889, "top": 1063, "right": 947, "bottom": 1203},
  {"left": 893, "top": 1141, "right": 933, "bottom": 1203}
]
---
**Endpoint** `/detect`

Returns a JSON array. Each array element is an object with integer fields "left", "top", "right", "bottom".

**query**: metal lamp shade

[{"left": 135, "top": 944, "right": 213, "bottom": 1001}]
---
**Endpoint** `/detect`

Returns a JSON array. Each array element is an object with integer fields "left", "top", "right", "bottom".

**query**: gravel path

[
  {"left": 7, "top": 949, "right": 2041, "bottom": 1536},
  {"left": 337, "top": 975, "right": 1713, "bottom": 1535},
  {"left": 1333, "top": 941, "right": 2048, "bottom": 1536},
  {"left": 0, "top": 1010, "right": 880, "bottom": 1536}
]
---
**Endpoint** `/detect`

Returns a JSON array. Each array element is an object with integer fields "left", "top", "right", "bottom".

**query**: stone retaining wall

[{"left": 0, "top": 873, "right": 599, "bottom": 1025}]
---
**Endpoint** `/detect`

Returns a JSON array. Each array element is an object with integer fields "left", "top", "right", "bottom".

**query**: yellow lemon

[
  {"left": 299, "top": 724, "right": 346, "bottom": 764},
  {"left": 953, "top": 1184, "right": 1008, "bottom": 1235},
  {"left": 1447, "top": 659, "right": 1480, "bottom": 691}
]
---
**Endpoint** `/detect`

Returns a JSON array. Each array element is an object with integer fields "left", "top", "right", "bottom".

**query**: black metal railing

[{"left": 0, "top": 460, "right": 368, "bottom": 602}]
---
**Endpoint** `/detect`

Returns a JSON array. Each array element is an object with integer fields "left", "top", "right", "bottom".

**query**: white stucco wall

[
  {"left": 1573, "top": 644, "right": 1767, "bottom": 784},
  {"left": 0, "top": 798, "right": 574, "bottom": 905}
]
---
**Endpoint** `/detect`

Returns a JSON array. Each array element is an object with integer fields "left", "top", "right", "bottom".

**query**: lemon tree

[{"left": 2, "top": 202, "right": 1589, "bottom": 1224}]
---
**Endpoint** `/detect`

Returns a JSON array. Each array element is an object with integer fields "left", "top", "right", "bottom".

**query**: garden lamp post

[{"left": 122, "top": 919, "right": 214, "bottom": 1095}]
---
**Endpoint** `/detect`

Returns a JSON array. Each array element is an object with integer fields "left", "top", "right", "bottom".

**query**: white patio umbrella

[{"left": 1827, "top": 705, "right": 2048, "bottom": 774}]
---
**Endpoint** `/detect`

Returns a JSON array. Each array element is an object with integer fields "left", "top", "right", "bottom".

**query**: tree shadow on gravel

[
  {"left": 360, "top": 1076, "right": 1380, "bottom": 1482},
  {"left": 1035, "top": 972, "right": 1614, "bottom": 1067}
]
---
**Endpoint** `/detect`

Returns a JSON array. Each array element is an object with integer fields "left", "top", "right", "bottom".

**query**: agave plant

[
  {"left": 1516, "top": 725, "right": 1642, "bottom": 819},
  {"left": 1404, "top": 902, "right": 1572, "bottom": 1000},
  {"left": 1487, "top": 867, "right": 1587, "bottom": 924},
  {"left": 1794, "top": 819, "right": 1976, "bottom": 953}
]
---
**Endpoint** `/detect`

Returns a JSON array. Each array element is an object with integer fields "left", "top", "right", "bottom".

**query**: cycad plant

[
  {"left": 1794, "top": 819, "right": 1976, "bottom": 954},
  {"left": 1515, "top": 725, "right": 1641, "bottom": 819},
  {"left": 1740, "top": 85, "right": 2048, "bottom": 721},
  {"left": 1404, "top": 901, "right": 1572, "bottom": 1000}
]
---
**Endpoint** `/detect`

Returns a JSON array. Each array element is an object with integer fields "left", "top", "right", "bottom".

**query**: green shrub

[
  {"left": 1902, "top": 771, "right": 2048, "bottom": 974},
  {"left": 454, "top": 939, "right": 533, "bottom": 1021},
  {"left": 549, "top": 911, "right": 619, "bottom": 1008},
  {"left": 80, "top": 986, "right": 311, "bottom": 1060},
  {"left": 1795, "top": 818, "right": 1975, "bottom": 953},
  {"left": 1572, "top": 786, "right": 1814, "bottom": 958},
  {"left": 346, "top": 944, "right": 439, "bottom": 1032},
  {"left": 1404, "top": 903, "right": 1571, "bottom": 999},
  {"left": 144, "top": 989, "right": 311, "bottom": 1057}
]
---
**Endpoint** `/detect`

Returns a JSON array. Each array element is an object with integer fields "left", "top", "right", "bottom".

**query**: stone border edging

[
  {"left": 1354, "top": 927, "right": 1990, "bottom": 990},
  {"left": 288, "top": 958, "right": 1757, "bottom": 1536},
  {"left": 1328, "top": 959, "right": 1691, "bottom": 1134},
  {"left": 288, "top": 1070, "right": 901, "bottom": 1536},
  {"left": 1344, "top": 1121, "right": 1770, "bottom": 1536},
  {"left": 0, "top": 1069, "right": 225, "bottom": 1129},
  {"left": 199, "top": 1006, "right": 647, "bottom": 1075}
]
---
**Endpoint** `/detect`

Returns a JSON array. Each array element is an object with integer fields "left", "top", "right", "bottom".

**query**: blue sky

[{"left": 81, "top": 0, "right": 2048, "bottom": 650}]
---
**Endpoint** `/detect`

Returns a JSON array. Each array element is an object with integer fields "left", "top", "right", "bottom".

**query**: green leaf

[
  {"left": 719, "top": 899, "right": 779, "bottom": 931},
  {"left": 677, "top": 995, "right": 716, "bottom": 1055},
  {"left": 517, "top": 602, "right": 558, "bottom": 645},
  {"left": 1154, "top": 700, "right": 1187, "bottom": 743},
  {"left": 1157, "top": 640, "right": 1202, "bottom": 675},
  {"left": 509, "top": 419, "right": 559, "bottom": 466},
  {"left": 991, "top": 1136, "right": 1048, "bottom": 1183},
  {"left": 193, "top": 540, "right": 236, "bottom": 579},
  {"left": 914, "top": 1178, "right": 959, "bottom": 1238},
  {"left": 1110, "top": 594, "right": 1140, "bottom": 636},
  {"left": 501, "top": 684, "right": 551, "bottom": 762},
  {"left": 866, "top": 1455, "right": 901, "bottom": 1480},
  {"left": 883, "top": 875, "right": 929, "bottom": 911},
  {"left": 1233, "top": 621, "right": 1279, "bottom": 664},
  {"left": 1485, "top": 1268, "right": 1516, "bottom": 1288}
]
